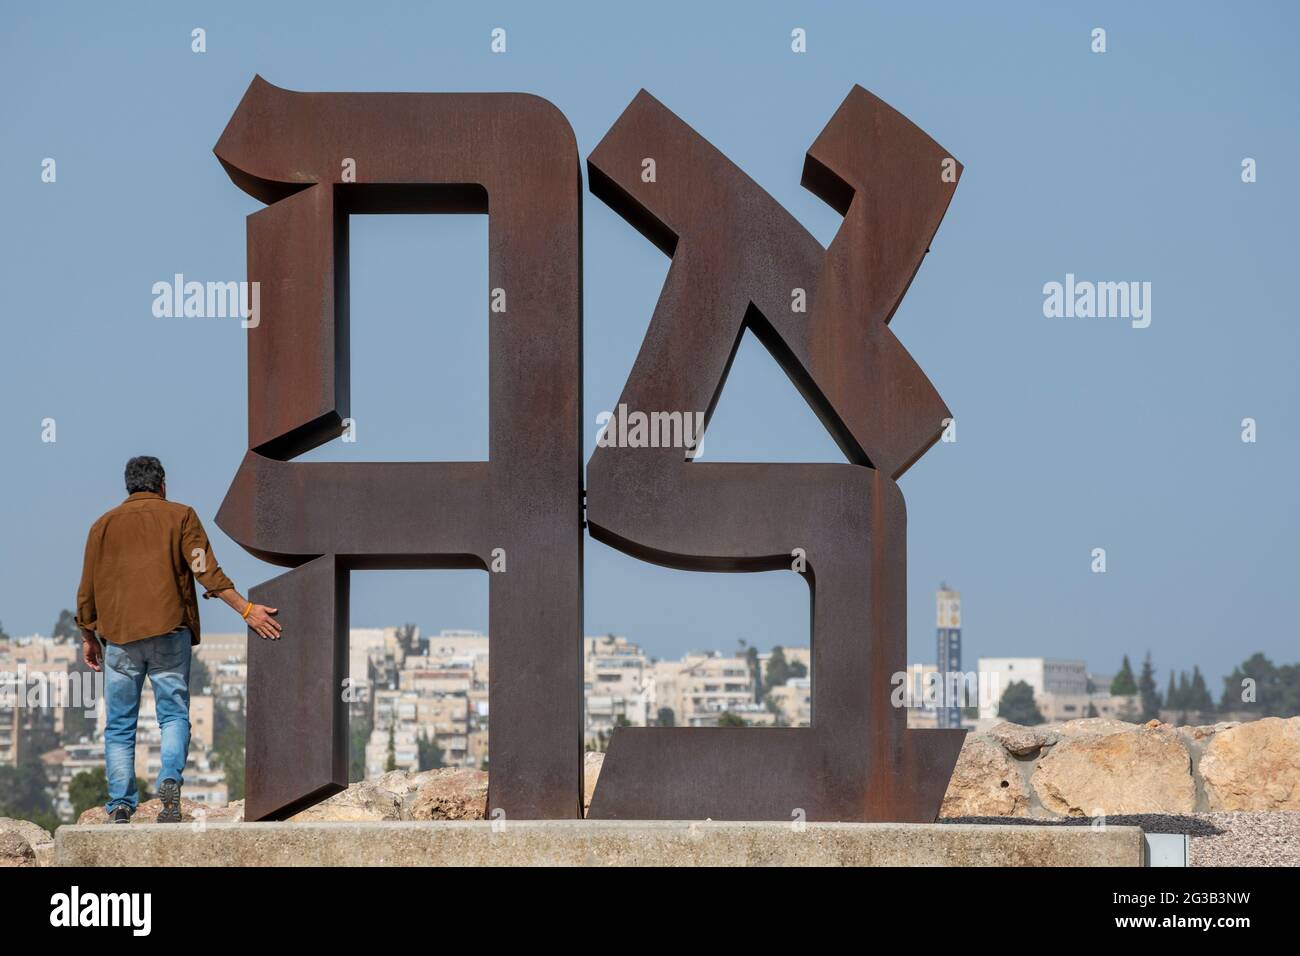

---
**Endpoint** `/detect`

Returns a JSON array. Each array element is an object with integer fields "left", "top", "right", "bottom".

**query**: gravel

[{"left": 942, "top": 812, "right": 1300, "bottom": 866}]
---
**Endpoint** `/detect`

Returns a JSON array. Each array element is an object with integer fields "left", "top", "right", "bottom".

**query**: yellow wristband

[{"left": 242, "top": 601, "right": 253, "bottom": 620}]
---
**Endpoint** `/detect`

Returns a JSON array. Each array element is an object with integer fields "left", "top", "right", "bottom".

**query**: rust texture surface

[
  {"left": 584, "top": 87, "right": 965, "bottom": 821},
  {"left": 216, "top": 78, "right": 962, "bottom": 823},
  {"left": 214, "top": 77, "right": 583, "bottom": 821}
]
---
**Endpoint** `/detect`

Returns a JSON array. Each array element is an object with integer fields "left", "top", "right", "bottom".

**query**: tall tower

[{"left": 936, "top": 584, "right": 962, "bottom": 729}]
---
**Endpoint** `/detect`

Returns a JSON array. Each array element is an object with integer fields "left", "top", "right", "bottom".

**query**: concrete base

[{"left": 54, "top": 820, "right": 1146, "bottom": 867}]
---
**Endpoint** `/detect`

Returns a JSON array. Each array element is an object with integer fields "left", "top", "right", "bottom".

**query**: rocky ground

[
  {"left": 938, "top": 715, "right": 1300, "bottom": 866},
  {"left": 0, "top": 818, "right": 54, "bottom": 867},
  {"left": 940, "top": 813, "right": 1300, "bottom": 867},
  {"left": 3, "top": 718, "right": 1295, "bottom": 866},
  {"left": 939, "top": 715, "right": 1300, "bottom": 819}
]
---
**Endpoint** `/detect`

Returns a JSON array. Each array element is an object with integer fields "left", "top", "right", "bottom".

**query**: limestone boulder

[
  {"left": 583, "top": 751, "right": 604, "bottom": 815},
  {"left": 940, "top": 735, "right": 1031, "bottom": 818},
  {"left": 76, "top": 805, "right": 110, "bottom": 825},
  {"left": 0, "top": 817, "right": 53, "bottom": 847},
  {"left": 78, "top": 797, "right": 213, "bottom": 825},
  {"left": 988, "top": 721, "right": 1057, "bottom": 757},
  {"left": 1176, "top": 721, "right": 1240, "bottom": 744},
  {"left": 0, "top": 818, "right": 52, "bottom": 867},
  {"left": 406, "top": 767, "right": 488, "bottom": 820},
  {"left": 1045, "top": 717, "right": 1140, "bottom": 739},
  {"left": 0, "top": 830, "right": 34, "bottom": 867},
  {"left": 369, "top": 769, "right": 413, "bottom": 794},
  {"left": 1031, "top": 727, "right": 1194, "bottom": 816},
  {"left": 1200, "top": 717, "right": 1300, "bottom": 811},
  {"left": 286, "top": 780, "right": 404, "bottom": 822},
  {"left": 212, "top": 800, "right": 244, "bottom": 822}
]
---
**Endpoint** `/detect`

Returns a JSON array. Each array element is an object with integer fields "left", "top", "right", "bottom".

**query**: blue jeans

[{"left": 102, "top": 628, "right": 192, "bottom": 813}]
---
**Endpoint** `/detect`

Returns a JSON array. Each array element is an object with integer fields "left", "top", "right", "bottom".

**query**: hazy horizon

[{"left": 3, "top": 2, "right": 1297, "bottom": 696}]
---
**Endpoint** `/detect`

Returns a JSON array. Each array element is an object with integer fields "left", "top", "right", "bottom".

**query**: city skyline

[
  {"left": 3, "top": 3, "right": 1297, "bottom": 698},
  {"left": 2, "top": 599, "right": 1253, "bottom": 699}
]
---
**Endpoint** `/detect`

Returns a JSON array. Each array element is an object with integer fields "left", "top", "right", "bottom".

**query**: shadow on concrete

[{"left": 942, "top": 814, "right": 1226, "bottom": 836}]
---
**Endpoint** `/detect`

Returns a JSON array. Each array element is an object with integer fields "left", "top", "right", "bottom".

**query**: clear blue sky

[{"left": 2, "top": 1, "right": 1296, "bottom": 694}]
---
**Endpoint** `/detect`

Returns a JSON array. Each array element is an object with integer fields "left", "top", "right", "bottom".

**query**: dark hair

[{"left": 124, "top": 456, "right": 166, "bottom": 494}]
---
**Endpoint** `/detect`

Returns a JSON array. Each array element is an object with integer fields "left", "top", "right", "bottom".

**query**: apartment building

[
  {"left": 756, "top": 647, "right": 810, "bottom": 688},
  {"left": 977, "top": 657, "right": 1088, "bottom": 720},
  {"left": 766, "top": 677, "right": 810, "bottom": 726},
  {"left": 362, "top": 631, "right": 488, "bottom": 776},
  {"left": 653, "top": 653, "right": 756, "bottom": 727},
  {"left": 584, "top": 634, "right": 652, "bottom": 744},
  {"left": 0, "top": 705, "right": 19, "bottom": 766}
]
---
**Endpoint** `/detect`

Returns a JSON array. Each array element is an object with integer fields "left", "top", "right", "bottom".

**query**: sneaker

[
  {"left": 157, "top": 778, "right": 182, "bottom": 823},
  {"left": 111, "top": 806, "right": 132, "bottom": 824}
]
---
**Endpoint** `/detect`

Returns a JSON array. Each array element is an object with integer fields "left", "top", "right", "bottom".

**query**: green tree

[
  {"left": 743, "top": 644, "right": 761, "bottom": 702},
  {"left": 52, "top": 609, "right": 78, "bottom": 641},
  {"left": 1221, "top": 653, "right": 1274, "bottom": 712},
  {"left": 216, "top": 719, "right": 246, "bottom": 802},
  {"left": 1138, "top": 653, "right": 1161, "bottom": 721},
  {"left": 1165, "top": 671, "right": 1179, "bottom": 711},
  {"left": 350, "top": 715, "right": 372, "bottom": 782},
  {"left": 417, "top": 731, "right": 444, "bottom": 771},
  {"left": 1189, "top": 666, "right": 1214, "bottom": 714},
  {"left": 189, "top": 655, "right": 214, "bottom": 696},
  {"left": 1111, "top": 656, "right": 1138, "bottom": 695},
  {"left": 213, "top": 699, "right": 242, "bottom": 743},
  {"left": 996, "top": 680, "right": 1044, "bottom": 726},
  {"left": 384, "top": 725, "right": 397, "bottom": 772},
  {"left": 716, "top": 711, "right": 747, "bottom": 728},
  {"left": 1117, "top": 696, "right": 1140, "bottom": 721},
  {"left": 765, "top": 693, "right": 792, "bottom": 727},
  {"left": 1219, "top": 653, "right": 1300, "bottom": 717},
  {"left": 68, "top": 767, "right": 109, "bottom": 820},
  {"left": 656, "top": 707, "right": 675, "bottom": 727},
  {"left": 396, "top": 623, "right": 419, "bottom": 657},
  {"left": 1283, "top": 663, "right": 1300, "bottom": 717},
  {"left": 765, "top": 646, "right": 792, "bottom": 694},
  {"left": 61, "top": 704, "right": 92, "bottom": 745},
  {"left": 66, "top": 768, "right": 148, "bottom": 821},
  {"left": 0, "top": 754, "right": 58, "bottom": 831}
]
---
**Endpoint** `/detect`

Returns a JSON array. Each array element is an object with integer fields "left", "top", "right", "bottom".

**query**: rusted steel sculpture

[
  {"left": 584, "top": 87, "right": 965, "bottom": 821},
  {"left": 216, "top": 76, "right": 963, "bottom": 823},
  {"left": 214, "top": 77, "right": 584, "bottom": 821}
]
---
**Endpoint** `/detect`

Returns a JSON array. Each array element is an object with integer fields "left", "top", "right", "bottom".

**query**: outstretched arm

[
  {"left": 182, "top": 507, "right": 281, "bottom": 640},
  {"left": 213, "top": 586, "right": 282, "bottom": 641}
]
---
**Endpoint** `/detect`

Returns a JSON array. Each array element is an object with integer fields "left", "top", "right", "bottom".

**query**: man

[{"left": 75, "top": 456, "right": 281, "bottom": 823}]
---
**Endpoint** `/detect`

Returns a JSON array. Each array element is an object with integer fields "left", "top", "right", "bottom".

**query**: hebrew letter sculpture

[
  {"left": 214, "top": 77, "right": 583, "bottom": 821},
  {"left": 584, "top": 87, "right": 965, "bottom": 821}
]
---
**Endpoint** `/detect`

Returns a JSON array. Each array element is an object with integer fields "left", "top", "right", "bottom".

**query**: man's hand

[
  {"left": 215, "top": 588, "right": 283, "bottom": 640},
  {"left": 246, "top": 604, "right": 282, "bottom": 640},
  {"left": 82, "top": 635, "right": 102, "bottom": 672}
]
